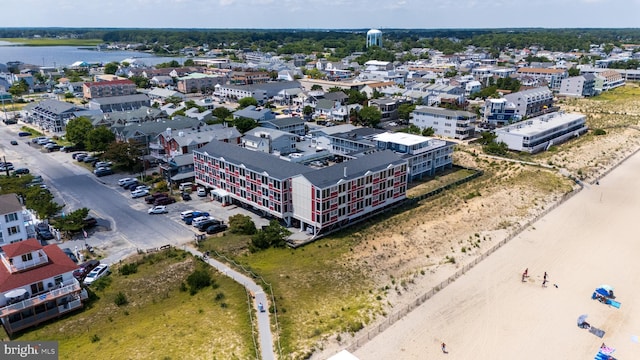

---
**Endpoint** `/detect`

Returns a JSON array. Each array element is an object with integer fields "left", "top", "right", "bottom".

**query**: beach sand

[{"left": 353, "top": 150, "right": 640, "bottom": 359}]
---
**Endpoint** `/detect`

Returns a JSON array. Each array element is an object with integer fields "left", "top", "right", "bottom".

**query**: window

[
  {"left": 8, "top": 226, "right": 20, "bottom": 236},
  {"left": 54, "top": 275, "right": 63, "bottom": 286},
  {"left": 31, "top": 282, "right": 44, "bottom": 295},
  {"left": 22, "top": 253, "right": 33, "bottom": 262},
  {"left": 4, "top": 213, "right": 18, "bottom": 222}
]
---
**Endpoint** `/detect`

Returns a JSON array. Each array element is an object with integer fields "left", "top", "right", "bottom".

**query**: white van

[
  {"left": 180, "top": 210, "right": 194, "bottom": 220},
  {"left": 179, "top": 182, "right": 194, "bottom": 192}
]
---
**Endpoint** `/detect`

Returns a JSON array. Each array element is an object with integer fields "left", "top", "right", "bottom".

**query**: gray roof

[
  {"left": 324, "top": 91, "right": 348, "bottom": 101},
  {"left": 197, "top": 140, "right": 311, "bottom": 180},
  {"left": 0, "top": 194, "right": 22, "bottom": 215},
  {"left": 301, "top": 150, "right": 404, "bottom": 188},
  {"left": 117, "top": 117, "right": 204, "bottom": 139},
  {"left": 90, "top": 94, "right": 150, "bottom": 105},
  {"left": 261, "top": 117, "right": 304, "bottom": 127},
  {"left": 413, "top": 106, "right": 476, "bottom": 119},
  {"left": 32, "top": 99, "right": 80, "bottom": 115},
  {"left": 582, "top": 73, "right": 596, "bottom": 81},
  {"left": 234, "top": 106, "right": 274, "bottom": 120},
  {"left": 316, "top": 99, "right": 337, "bottom": 110},
  {"left": 170, "top": 124, "right": 241, "bottom": 146},
  {"left": 171, "top": 153, "right": 194, "bottom": 167}
]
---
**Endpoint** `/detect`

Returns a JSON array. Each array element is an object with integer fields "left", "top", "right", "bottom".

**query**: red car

[{"left": 73, "top": 260, "right": 100, "bottom": 281}]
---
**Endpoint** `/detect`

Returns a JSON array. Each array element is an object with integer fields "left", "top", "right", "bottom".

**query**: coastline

[{"left": 347, "top": 143, "right": 640, "bottom": 359}]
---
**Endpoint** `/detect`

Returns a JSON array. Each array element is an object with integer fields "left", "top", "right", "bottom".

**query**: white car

[
  {"left": 148, "top": 205, "right": 168, "bottom": 214},
  {"left": 84, "top": 264, "right": 110, "bottom": 285},
  {"left": 131, "top": 189, "right": 150, "bottom": 198},
  {"left": 118, "top": 177, "right": 135, "bottom": 186},
  {"left": 192, "top": 216, "right": 215, "bottom": 227},
  {"left": 131, "top": 185, "right": 151, "bottom": 193},
  {"left": 196, "top": 187, "right": 207, "bottom": 197}
]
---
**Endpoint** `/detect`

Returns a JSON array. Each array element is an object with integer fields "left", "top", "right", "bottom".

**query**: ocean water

[{"left": 0, "top": 43, "right": 187, "bottom": 68}]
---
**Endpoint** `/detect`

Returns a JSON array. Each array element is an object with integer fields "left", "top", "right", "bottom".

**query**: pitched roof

[
  {"left": 300, "top": 150, "right": 404, "bottom": 188},
  {"left": 118, "top": 117, "right": 204, "bottom": 138},
  {"left": 168, "top": 124, "right": 241, "bottom": 146},
  {"left": 196, "top": 140, "right": 312, "bottom": 180},
  {"left": 32, "top": 99, "right": 80, "bottom": 115},
  {"left": 89, "top": 94, "right": 150, "bottom": 105},
  {"left": 262, "top": 117, "right": 305, "bottom": 127},
  {"left": 1, "top": 238, "right": 41, "bottom": 258},
  {"left": 0, "top": 241, "right": 79, "bottom": 292},
  {"left": 84, "top": 79, "right": 135, "bottom": 88},
  {"left": 0, "top": 194, "right": 22, "bottom": 215}
]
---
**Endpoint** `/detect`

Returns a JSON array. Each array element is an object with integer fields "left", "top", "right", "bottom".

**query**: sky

[{"left": 3, "top": 0, "right": 640, "bottom": 29}]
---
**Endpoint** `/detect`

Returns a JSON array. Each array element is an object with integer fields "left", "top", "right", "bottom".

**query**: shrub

[
  {"left": 119, "top": 263, "right": 138, "bottom": 276},
  {"left": 186, "top": 268, "right": 211, "bottom": 294},
  {"left": 90, "top": 334, "right": 100, "bottom": 343},
  {"left": 114, "top": 292, "right": 128, "bottom": 306},
  {"left": 228, "top": 214, "right": 257, "bottom": 234},
  {"left": 593, "top": 128, "right": 607, "bottom": 136},
  {"left": 214, "top": 292, "right": 225, "bottom": 301},
  {"left": 91, "top": 276, "right": 112, "bottom": 291}
]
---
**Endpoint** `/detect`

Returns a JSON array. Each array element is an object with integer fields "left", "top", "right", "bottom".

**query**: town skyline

[{"left": 5, "top": 0, "right": 640, "bottom": 29}]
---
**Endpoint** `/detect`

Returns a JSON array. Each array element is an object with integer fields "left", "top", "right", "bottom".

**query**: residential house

[
  {"left": 147, "top": 88, "right": 185, "bottom": 102},
  {"left": 216, "top": 84, "right": 267, "bottom": 104},
  {"left": 82, "top": 79, "right": 137, "bottom": 99},
  {"left": 243, "top": 127, "right": 299, "bottom": 155},
  {"left": 360, "top": 81, "right": 396, "bottom": 98},
  {"left": 368, "top": 97, "right": 405, "bottom": 122},
  {"left": 483, "top": 98, "right": 517, "bottom": 125},
  {"left": 260, "top": 117, "right": 306, "bottom": 136},
  {"left": 159, "top": 153, "right": 196, "bottom": 185},
  {"left": 494, "top": 112, "right": 588, "bottom": 153},
  {"left": 514, "top": 67, "right": 568, "bottom": 90},
  {"left": 86, "top": 106, "right": 167, "bottom": 127},
  {"left": 0, "top": 239, "right": 88, "bottom": 336},
  {"left": 153, "top": 124, "right": 242, "bottom": 160},
  {"left": 233, "top": 105, "right": 276, "bottom": 122},
  {"left": 503, "top": 87, "right": 555, "bottom": 119},
  {"left": 113, "top": 117, "right": 204, "bottom": 154},
  {"left": 87, "top": 94, "right": 151, "bottom": 113},
  {"left": 0, "top": 194, "right": 33, "bottom": 245},
  {"left": 150, "top": 76, "right": 175, "bottom": 88},
  {"left": 410, "top": 106, "right": 475, "bottom": 140}
]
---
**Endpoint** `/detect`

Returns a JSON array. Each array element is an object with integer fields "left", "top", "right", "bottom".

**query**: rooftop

[
  {"left": 0, "top": 194, "right": 23, "bottom": 215},
  {"left": 496, "top": 112, "right": 586, "bottom": 137}
]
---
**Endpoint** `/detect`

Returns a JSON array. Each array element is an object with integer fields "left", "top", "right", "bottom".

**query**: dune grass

[{"left": 10, "top": 249, "right": 255, "bottom": 360}]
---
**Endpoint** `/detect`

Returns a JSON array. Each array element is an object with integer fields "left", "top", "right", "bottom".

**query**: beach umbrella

[
  {"left": 595, "top": 288, "right": 610, "bottom": 296},
  {"left": 598, "top": 285, "right": 614, "bottom": 291},
  {"left": 577, "top": 314, "right": 588, "bottom": 326}
]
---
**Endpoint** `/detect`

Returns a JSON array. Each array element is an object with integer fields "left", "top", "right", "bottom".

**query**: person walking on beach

[
  {"left": 522, "top": 268, "right": 529, "bottom": 282},
  {"left": 441, "top": 342, "right": 447, "bottom": 354}
]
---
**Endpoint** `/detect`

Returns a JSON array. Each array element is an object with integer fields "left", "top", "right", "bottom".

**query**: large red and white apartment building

[
  {"left": 82, "top": 79, "right": 137, "bottom": 99},
  {"left": 194, "top": 141, "right": 408, "bottom": 235}
]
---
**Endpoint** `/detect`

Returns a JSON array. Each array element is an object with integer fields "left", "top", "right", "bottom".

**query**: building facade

[
  {"left": 503, "top": 87, "right": 555, "bottom": 119},
  {"left": 484, "top": 98, "right": 517, "bottom": 125},
  {"left": 82, "top": 79, "right": 136, "bottom": 99},
  {"left": 176, "top": 73, "right": 226, "bottom": 94},
  {"left": 515, "top": 67, "right": 568, "bottom": 90},
  {"left": 494, "top": 112, "right": 588, "bottom": 153},
  {"left": 559, "top": 74, "right": 597, "bottom": 98},
  {"left": 410, "top": 106, "right": 475, "bottom": 139},
  {"left": 0, "top": 194, "right": 31, "bottom": 245}
]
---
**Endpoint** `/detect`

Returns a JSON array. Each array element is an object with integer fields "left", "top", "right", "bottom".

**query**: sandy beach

[{"left": 353, "top": 150, "right": 640, "bottom": 359}]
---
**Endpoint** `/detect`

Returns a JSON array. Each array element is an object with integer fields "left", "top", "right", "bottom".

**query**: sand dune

[{"left": 354, "top": 151, "right": 640, "bottom": 359}]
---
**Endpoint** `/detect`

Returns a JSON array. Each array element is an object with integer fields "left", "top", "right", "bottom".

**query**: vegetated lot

[
  {"left": 0, "top": 37, "right": 103, "bottom": 46},
  {"left": 10, "top": 249, "right": 254, "bottom": 360}
]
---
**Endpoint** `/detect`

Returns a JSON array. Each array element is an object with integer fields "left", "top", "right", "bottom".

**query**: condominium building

[
  {"left": 503, "top": 87, "right": 555, "bottom": 119},
  {"left": 0, "top": 194, "right": 30, "bottom": 245},
  {"left": 559, "top": 74, "right": 597, "bottom": 98},
  {"left": 82, "top": 79, "right": 137, "bottom": 99},
  {"left": 484, "top": 98, "right": 517, "bottom": 125},
  {"left": 410, "top": 106, "right": 475, "bottom": 139},
  {"left": 495, "top": 112, "right": 588, "bottom": 153},
  {"left": 176, "top": 73, "right": 226, "bottom": 94},
  {"left": 515, "top": 67, "right": 568, "bottom": 90}
]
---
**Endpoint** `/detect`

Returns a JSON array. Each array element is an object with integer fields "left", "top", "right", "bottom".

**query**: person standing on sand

[{"left": 441, "top": 342, "right": 447, "bottom": 354}]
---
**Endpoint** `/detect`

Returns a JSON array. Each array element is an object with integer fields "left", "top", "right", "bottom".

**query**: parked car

[
  {"left": 206, "top": 223, "right": 228, "bottom": 235},
  {"left": 18, "top": 132, "right": 31, "bottom": 137},
  {"left": 32, "top": 136, "right": 47, "bottom": 144},
  {"left": 118, "top": 177, "right": 135, "bottom": 186},
  {"left": 73, "top": 259, "right": 100, "bottom": 281},
  {"left": 84, "top": 264, "right": 110, "bottom": 285},
  {"left": 0, "top": 163, "right": 14, "bottom": 171},
  {"left": 76, "top": 154, "right": 89, "bottom": 162},
  {"left": 193, "top": 216, "right": 216, "bottom": 228},
  {"left": 181, "top": 192, "right": 191, "bottom": 201},
  {"left": 29, "top": 175, "right": 44, "bottom": 184},
  {"left": 130, "top": 185, "right": 150, "bottom": 193},
  {"left": 196, "top": 187, "right": 207, "bottom": 197},
  {"left": 93, "top": 161, "right": 112, "bottom": 168},
  {"left": 154, "top": 196, "right": 176, "bottom": 206},
  {"left": 72, "top": 152, "right": 88, "bottom": 160},
  {"left": 123, "top": 181, "right": 141, "bottom": 190},
  {"left": 148, "top": 205, "right": 168, "bottom": 214},
  {"left": 94, "top": 168, "right": 113, "bottom": 177},
  {"left": 83, "top": 155, "right": 97, "bottom": 163},
  {"left": 197, "top": 219, "right": 222, "bottom": 231},
  {"left": 36, "top": 138, "right": 51, "bottom": 145},
  {"left": 144, "top": 192, "right": 168, "bottom": 204},
  {"left": 10, "top": 140, "right": 18, "bottom": 146},
  {"left": 131, "top": 189, "right": 150, "bottom": 198},
  {"left": 60, "top": 145, "right": 77, "bottom": 152},
  {"left": 183, "top": 211, "right": 209, "bottom": 225},
  {"left": 12, "top": 168, "right": 29, "bottom": 175},
  {"left": 61, "top": 248, "right": 78, "bottom": 263},
  {"left": 37, "top": 229, "right": 55, "bottom": 241}
]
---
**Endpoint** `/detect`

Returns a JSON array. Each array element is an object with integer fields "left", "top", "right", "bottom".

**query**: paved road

[
  {"left": 184, "top": 246, "right": 276, "bottom": 360},
  {"left": 0, "top": 121, "right": 276, "bottom": 359}
]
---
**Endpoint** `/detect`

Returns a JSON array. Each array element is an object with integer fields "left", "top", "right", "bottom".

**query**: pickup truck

[{"left": 145, "top": 193, "right": 168, "bottom": 204}]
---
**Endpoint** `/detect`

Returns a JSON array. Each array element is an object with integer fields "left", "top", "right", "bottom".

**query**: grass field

[
  {"left": 9, "top": 249, "right": 255, "bottom": 360},
  {"left": 0, "top": 38, "right": 103, "bottom": 47}
]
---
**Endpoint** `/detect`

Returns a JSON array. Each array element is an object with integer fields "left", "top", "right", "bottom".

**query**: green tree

[
  {"left": 397, "top": 103, "right": 416, "bottom": 123},
  {"left": 228, "top": 214, "right": 257, "bottom": 235},
  {"left": 52, "top": 207, "right": 90, "bottom": 238},
  {"left": 568, "top": 67, "right": 581, "bottom": 76},
  {"left": 250, "top": 220, "right": 292, "bottom": 251},
  {"left": 212, "top": 107, "right": 232, "bottom": 120},
  {"left": 65, "top": 116, "right": 93, "bottom": 146},
  {"left": 104, "top": 62, "right": 119, "bottom": 75},
  {"left": 9, "top": 79, "right": 29, "bottom": 97},
  {"left": 129, "top": 75, "right": 150, "bottom": 88},
  {"left": 184, "top": 59, "right": 195, "bottom": 66},
  {"left": 237, "top": 97, "right": 258, "bottom": 109},
  {"left": 310, "top": 84, "right": 323, "bottom": 91},
  {"left": 346, "top": 89, "right": 368, "bottom": 105},
  {"left": 303, "top": 105, "right": 314, "bottom": 117},
  {"left": 421, "top": 127, "right": 435, "bottom": 136},
  {"left": 359, "top": 106, "right": 382, "bottom": 128},
  {"left": 305, "top": 68, "right": 325, "bottom": 80},
  {"left": 165, "top": 96, "right": 183, "bottom": 105},
  {"left": 25, "top": 187, "right": 63, "bottom": 221},
  {"left": 86, "top": 126, "right": 116, "bottom": 152},
  {"left": 478, "top": 131, "right": 498, "bottom": 145},
  {"left": 103, "top": 140, "right": 143, "bottom": 171},
  {"left": 234, "top": 117, "right": 258, "bottom": 134},
  {"left": 407, "top": 124, "right": 422, "bottom": 134}
]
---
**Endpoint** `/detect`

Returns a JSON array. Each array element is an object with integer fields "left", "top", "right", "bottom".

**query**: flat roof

[
  {"left": 497, "top": 112, "right": 586, "bottom": 137},
  {"left": 372, "top": 132, "right": 432, "bottom": 146}
]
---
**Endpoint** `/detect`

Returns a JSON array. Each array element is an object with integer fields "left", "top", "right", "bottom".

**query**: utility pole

[{"left": 4, "top": 156, "right": 9, "bottom": 177}]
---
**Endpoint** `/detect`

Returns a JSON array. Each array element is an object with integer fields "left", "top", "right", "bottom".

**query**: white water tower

[{"left": 366, "top": 29, "right": 382, "bottom": 48}]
